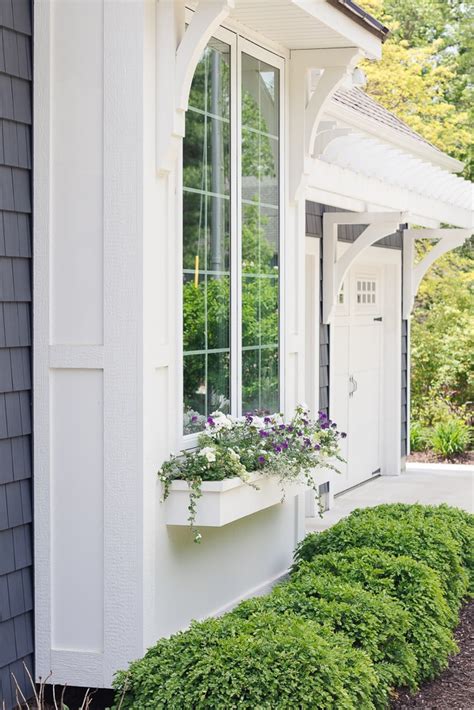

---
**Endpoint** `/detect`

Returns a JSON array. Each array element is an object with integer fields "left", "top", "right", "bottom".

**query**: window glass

[
  {"left": 183, "top": 38, "right": 231, "bottom": 434},
  {"left": 241, "top": 53, "right": 280, "bottom": 415}
]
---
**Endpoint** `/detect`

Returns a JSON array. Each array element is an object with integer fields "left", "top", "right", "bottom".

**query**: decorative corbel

[
  {"left": 323, "top": 211, "right": 408, "bottom": 323},
  {"left": 156, "top": 0, "right": 234, "bottom": 174},
  {"left": 289, "top": 47, "right": 362, "bottom": 201},
  {"left": 402, "top": 228, "right": 472, "bottom": 318}
]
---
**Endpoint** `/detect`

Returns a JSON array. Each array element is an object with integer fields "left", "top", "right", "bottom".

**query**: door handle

[
  {"left": 349, "top": 375, "right": 355, "bottom": 397},
  {"left": 353, "top": 377, "right": 358, "bottom": 394}
]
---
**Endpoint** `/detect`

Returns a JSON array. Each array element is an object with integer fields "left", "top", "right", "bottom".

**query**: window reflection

[
  {"left": 183, "top": 39, "right": 231, "bottom": 434},
  {"left": 241, "top": 53, "right": 280, "bottom": 415}
]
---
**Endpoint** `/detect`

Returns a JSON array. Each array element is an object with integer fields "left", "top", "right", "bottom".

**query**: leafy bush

[
  {"left": 232, "top": 573, "right": 418, "bottom": 705},
  {"left": 291, "top": 548, "right": 457, "bottom": 682},
  {"left": 293, "top": 507, "right": 468, "bottom": 613},
  {"left": 431, "top": 418, "right": 471, "bottom": 459},
  {"left": 113, "top": 612, "right": 377, "bottom": 710},
  {"left": 409, "top": 420, "right": 430, "bottom": 452},
  {"left": 346, "top": 504, "right": 474, "bottom": 591}
]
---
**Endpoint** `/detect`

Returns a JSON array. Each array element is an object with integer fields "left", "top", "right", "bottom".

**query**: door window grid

[{"left": 356, "top": 278, "right": 377, "bottom": 305}]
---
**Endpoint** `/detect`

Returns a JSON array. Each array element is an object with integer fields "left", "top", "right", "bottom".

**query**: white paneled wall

[{"left": 35, "top": 0, "right": 303, "bottom": 689}]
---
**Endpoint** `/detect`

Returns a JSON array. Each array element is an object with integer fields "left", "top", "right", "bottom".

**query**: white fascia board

[
  {"left": 309, "top": 159, "right": 474, "bottom": 228},
  {"left": 324, "top": 103, "right": 464, "bottom": 173},
  {"left": 293, "top": 0, "right": 382, "bottom": 59}
]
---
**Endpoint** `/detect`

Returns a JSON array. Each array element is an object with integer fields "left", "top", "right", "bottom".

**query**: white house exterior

[{"left": 0, "top": 0, "right": 472, "bottom": 705}]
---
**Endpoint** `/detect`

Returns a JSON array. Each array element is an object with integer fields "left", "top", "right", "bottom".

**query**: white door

[{"left": 332, "top": 266, "right": 383, "bottom": 493}]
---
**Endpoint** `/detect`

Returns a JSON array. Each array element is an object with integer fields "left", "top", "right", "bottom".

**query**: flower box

[{"left": 164, "top": 473, "right": 305, "bottom": 528}]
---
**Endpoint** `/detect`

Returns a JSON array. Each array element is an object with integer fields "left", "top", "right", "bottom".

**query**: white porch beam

[
  {"left": 402, "top": 228, "right": 473, "bottom": 318},
  {"left": 323, "top": 211, "right": 407, "bottom": 323},
  {"left": 156, "top": 0, "right": 233, "bottom": 174}
]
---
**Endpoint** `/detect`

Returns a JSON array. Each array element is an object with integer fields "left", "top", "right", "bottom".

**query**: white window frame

[{"left": 177, "top": 22, "right": 285, "bottom": 448}]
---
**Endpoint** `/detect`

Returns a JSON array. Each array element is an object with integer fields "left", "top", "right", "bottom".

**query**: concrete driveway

[{"left": 306, "top": 463, "right": 474, "bottom": 533}]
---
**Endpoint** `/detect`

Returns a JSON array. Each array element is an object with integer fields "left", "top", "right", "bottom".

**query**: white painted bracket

[
  {"left": 402, "top": 228, "right": 472, "bottom": 318},
  {"left": 323, "top": 211, "right": 408, "bottom": 323},
  {"left": 289, "top": 48, "right": 362, "bottom": 201},
  {"left": 156, "top": 0, "right": 234, "bottom": 174}
]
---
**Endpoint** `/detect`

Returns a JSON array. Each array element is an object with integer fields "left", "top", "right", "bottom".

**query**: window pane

[
  {"left": 183, "top": 38, "right": 231, "bottom": 435},
  {"left": 241, "top": 53, "right": 280, "bottom": 415}
]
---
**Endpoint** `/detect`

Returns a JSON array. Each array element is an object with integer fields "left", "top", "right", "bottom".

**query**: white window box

[{"left": 164, "top": 473, "right": 305, "bottom": 527}]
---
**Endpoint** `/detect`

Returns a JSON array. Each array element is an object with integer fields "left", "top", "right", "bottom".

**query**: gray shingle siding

[
  {"left": 306, "top": 200, "right": 403, "bottom": 422},
  {"left": 0, "top": 2, "right": 33, "bottom": 708}
]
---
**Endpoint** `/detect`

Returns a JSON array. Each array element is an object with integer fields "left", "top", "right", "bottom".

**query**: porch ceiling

[{"left": 188, "top": 0, "right": 383, "bottom": 58}]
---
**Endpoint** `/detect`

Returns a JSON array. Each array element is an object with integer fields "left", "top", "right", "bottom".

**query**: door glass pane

[
  {"left": 183, "top": 38, "right": 231, "bottom": 434},
  {"left": 241, "top": 53, "right": 280, "bottom": 415}
]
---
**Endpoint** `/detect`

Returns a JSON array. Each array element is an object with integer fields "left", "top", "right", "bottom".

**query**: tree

[{"left": 358, "top": 0, "right": 473, "bottom": 179}]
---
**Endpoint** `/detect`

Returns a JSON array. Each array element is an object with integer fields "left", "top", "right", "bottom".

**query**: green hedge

[
  {"left": 113, "top": 503, "right": 471, "bottom": 709},
  {"left": 346, "top": 504, "right": 474, "bottom": 591},
  {"left": 113, "top": 612, "right": 377, "bottom": 710},
  {"left": 291, "top": 548, "right": 457, "bottom": 682},
  {"left": 293, "top": 506, "right": 469, "bottom": 612},
  {"left": 231, "top": 573, "right": 417, "bottom": 706}
]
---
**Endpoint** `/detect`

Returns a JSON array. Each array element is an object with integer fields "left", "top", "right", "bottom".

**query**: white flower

[
  {"left": 250, "top": 416, "right": 265, "bottom": 429},
  {"left": 228, "top": 448, "right": 240, "bottom": 462},
  {"left": 199, "top": 446, "right": 216, "bottom": 463}
]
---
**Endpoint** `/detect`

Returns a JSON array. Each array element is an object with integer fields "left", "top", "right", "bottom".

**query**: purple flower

[
  {"left": 264, "top": 416, "right": 271, "bottom": 424},
  {"left": 207, "top": 416, "right": 215, "bottom": 426},
  {"left": 321, "top": 422, "right": 329, "bottom": 430},
  {"left": 304, "top": 438, "right": 311, "bottom": 447},
  {"left": 282, "top": 440, "right": 289, "bottom": 450},
  {"left": 331, "top": 423, "right": 337, "bottom": 429},
  {"left": 314, "top": 444, "right": 321, "bottom": 451},
  {"left": 279, "top": 424, "right": 286, "bottom": 431},
  {"left": 318, "top": 411, "right": 327, "bottom": 420},
  {"left": 191, "top": 415, "right": 198, "bottom": 423},
  {"left": 274, "top": 445, "right": 282, "bottom": 453},
  {"left": 341, "top": 432, "right": 347, "bottom": 438},
  {"left": 258, "top": 455, "right": 266, "bottom": 465},
  {"left": 302, "top": 419, "right": 309, "bottom": 426},
  {"left": 259, "top": 429, "right": 269, "bottom": 438}
]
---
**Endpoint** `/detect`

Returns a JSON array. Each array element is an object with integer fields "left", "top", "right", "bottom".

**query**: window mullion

[{"left": 232, "top": 36, "right": 242, "bottom": 417}]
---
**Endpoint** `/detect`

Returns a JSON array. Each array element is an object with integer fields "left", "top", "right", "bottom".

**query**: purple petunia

[
  {"left": 259, "top": 429, "right": 269, "bottom": 438},
  {"left": 207, "top": 416, "right": 215, "bottom": 426},
  {"left": 331, "top": 423, "right": 337, "bottom": 429},
  {"left": 282, "top": 440, "right": 289, "bottom": 449},
  {"left": 341, "top": 432, "right": 347, "bottom": 438},
  {"left": 258, "top": 455, "right": 266, "bottom": 465},
  {"left": 274, "top": 445, "right": 282, "bottom": 453},
  {"left": 314, "top": 444, "right": 321, "bottom": 451},
  {"left": 279, "top": 424, "right": 286, "bottom": 431},
  {"left": 191, "top": 415, "right": 198, "bottom": 423}
]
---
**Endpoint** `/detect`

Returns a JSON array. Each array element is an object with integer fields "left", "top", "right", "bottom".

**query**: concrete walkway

[{"left": 306, "top": 463, "right": 474, "bottom": 533}]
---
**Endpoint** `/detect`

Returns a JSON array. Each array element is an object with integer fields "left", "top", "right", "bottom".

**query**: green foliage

[
  {"left": 431, "top": 417, "right": 472, "bottom": 459},
  {"left": 359, "top": 0, "right": 473, "bottom": 179},
  {"left": 114, "top": 504, "right": 471, "bottom": 707},
  {"left": 113, "top": 612, "right": 378, "bottom": 710},
  {"left": 291, "top": 548, "right": 457, "bottom": 682},
  {"left": 409, "top": 420, "right": 430, "bottom": 452},
  {"left": 293, "top": 508, "right": 469, "bottom": 613},
  {"left": 231, "top": 573, "right": 418, "bottom": 705},
  {"left": 346, "top": 503, "right": 474, "bottom": 591},
  {"left": 410, "top": 245, "right": 474, "bottom": 431}
]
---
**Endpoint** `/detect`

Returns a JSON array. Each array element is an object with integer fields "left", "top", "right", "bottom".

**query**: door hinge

[
  {"left": 372, "top": 467, "right": 381, "bottom": 475},
  {"left": 373, "top": 316, "right": 383, "bottom": 322}
]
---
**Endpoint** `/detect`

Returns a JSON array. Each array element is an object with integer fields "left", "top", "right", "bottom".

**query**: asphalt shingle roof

[{"left": 332, "top": 86, "right": 442, "bottom": 152}]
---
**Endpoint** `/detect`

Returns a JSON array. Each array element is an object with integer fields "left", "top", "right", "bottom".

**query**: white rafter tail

[
  {"left": 322, "top": 211, "right": 408, "bottom": 323},
  {"left": 156, "top": 0, "right": 233, "bottom": 174},
  {"left": 402, "top": 228, "right": 473, "bottom": 318}
]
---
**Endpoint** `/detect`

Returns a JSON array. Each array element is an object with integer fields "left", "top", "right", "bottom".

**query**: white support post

[
  {"left": 322, "top": 211, "right": 408, "bottom": 323},
  {"left": 402, "top": 228, "right": 472, "bottom": 318}
]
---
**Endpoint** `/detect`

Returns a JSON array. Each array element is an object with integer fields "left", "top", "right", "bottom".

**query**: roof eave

[
  {"left": 325, "top": 100, "right": 465, "bottom": 173},
  {"left": 326, "top": 0, "right": 390, "bottom": 43}
]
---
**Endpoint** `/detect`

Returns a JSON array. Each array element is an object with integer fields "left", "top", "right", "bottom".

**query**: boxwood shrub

[
  {"left": 231, "top": 572, "right": 418, "bottom": 706},
  {"left": 293, "top": 507, "right": 468, "bottom": 612},
  {"left": 346, "top": 504, "right": 474, "bottom": 591},
  {"left": 113, "top": 612, "right": 377, "bottom": 710},
  {"left": 291, "top": 548, "right": 457, "bottom": 681}
]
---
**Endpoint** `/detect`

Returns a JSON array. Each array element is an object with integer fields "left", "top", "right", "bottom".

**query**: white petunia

[{"left": 199, "top": 446, "right": 216, "bottom": 463}]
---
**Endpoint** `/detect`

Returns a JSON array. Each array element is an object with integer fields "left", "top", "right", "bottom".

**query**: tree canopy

[{"left": 359, "top": 0, "right": 473, "bottom": 179}]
